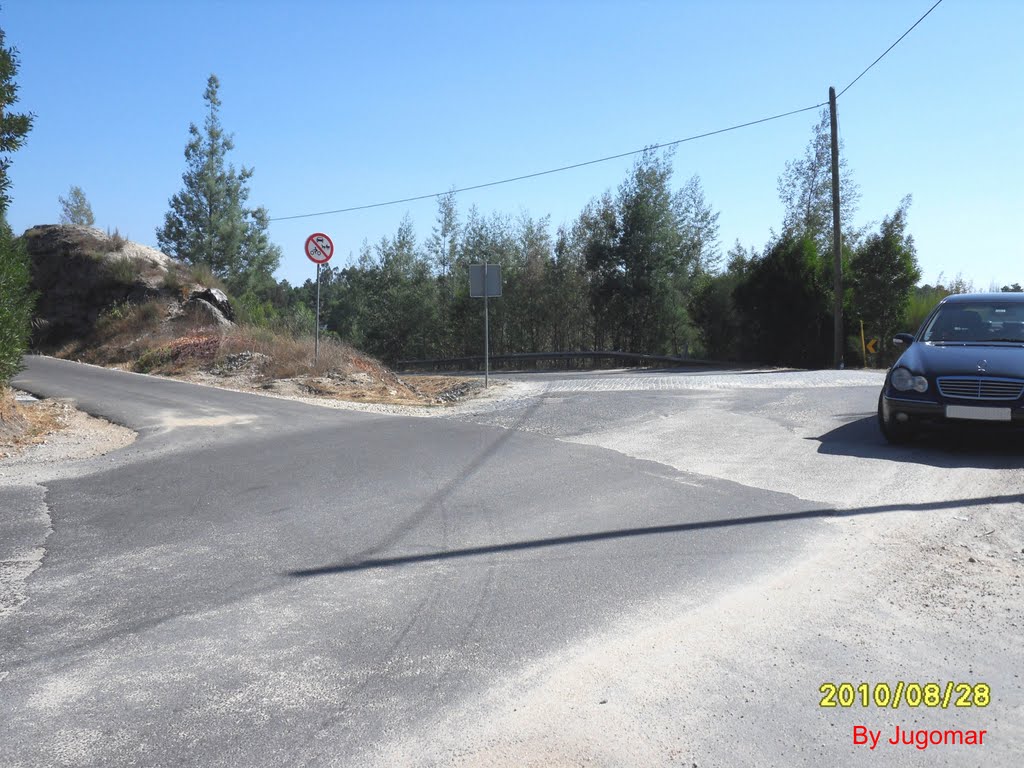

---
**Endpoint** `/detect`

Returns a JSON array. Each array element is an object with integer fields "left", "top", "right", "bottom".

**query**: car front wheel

[{"left": 877, "top": 392, "right": 917, "bottom": 444}]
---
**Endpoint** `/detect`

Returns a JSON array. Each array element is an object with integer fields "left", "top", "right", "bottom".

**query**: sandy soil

[
  {"left": 4, "top": 373, "right": 1021, "bottom": 765},
  {"left": 175, "top": 369, "right": 487, "bottom": 413},
  {"left": 364, "top": 376, "right": 1024, "bottom": 767},
  {"left": 0, "top": 394, "right": 69, "bottom": 459},
  {"left": 0, "top": 395, "right": 136, "bottom": 622},
  {"left": 0, "top": 395, "right": 135, "bottom": 473}
]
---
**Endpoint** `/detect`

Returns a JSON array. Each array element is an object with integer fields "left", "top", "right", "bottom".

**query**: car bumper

[{"left": 882, "top": 393, "right": 1024, "bottom": 425}]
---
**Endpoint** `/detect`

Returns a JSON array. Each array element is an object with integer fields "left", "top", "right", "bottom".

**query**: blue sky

[{"left": 4, "top": 0, "right": 1022, "bottom": 291}]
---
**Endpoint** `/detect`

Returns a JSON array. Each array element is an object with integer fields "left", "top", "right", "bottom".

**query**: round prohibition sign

[{"left": 305, "top": 232, "right": 334, "bottom": 264}]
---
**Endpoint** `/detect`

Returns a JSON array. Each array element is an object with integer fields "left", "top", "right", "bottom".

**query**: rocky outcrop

[
  {"left": 22, "top": 225, "right": 234, "bottom": 348},
  {"left": 186, "top": 287, "right": 234, "bottom": 322},
  {"left": 180, "top": 297, "right": 232, "bottom": 329},
  {"left": 24, "top": 225, "right": 164, "bottom": 348}
]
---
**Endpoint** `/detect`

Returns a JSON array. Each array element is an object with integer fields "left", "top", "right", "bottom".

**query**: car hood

[{"left": 897, "top": 342, "right": 1024, "bottom": 379}]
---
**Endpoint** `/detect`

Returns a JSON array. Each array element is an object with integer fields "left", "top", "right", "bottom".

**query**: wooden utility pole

[{"left": 829, "top": 86, "right": 843, "bottom": 369}]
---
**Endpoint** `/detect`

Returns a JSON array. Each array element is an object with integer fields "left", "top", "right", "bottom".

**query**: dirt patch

[
  {"left": 178, "top": 367, "right": 483, "bottom": 408},
  {"left": 0, "top": 399, "right": 136, "bottom": 484},
  {"left": 23, "top": 224, "right": 487, "bottom": 411},
  {"left": 45, "top": 303, "right": 485, "bottom": 409},
  {"left": 295, "top": 373, "right": 482, "bottom": 406},
  {"left": 0, "top": 389, "right": 71, "bottom": 459}
]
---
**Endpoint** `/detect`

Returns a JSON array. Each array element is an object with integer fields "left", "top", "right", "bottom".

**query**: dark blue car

[{"left": 878, "top": 292, "right": 1024, "bottom": 443}]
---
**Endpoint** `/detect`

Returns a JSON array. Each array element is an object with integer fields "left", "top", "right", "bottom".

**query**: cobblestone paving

[
  {"left": 448, "top": 369, "right": 886, "bottom": 418},
  {"left": 533, "top": 369, "right": 885, "bottom": 392}
]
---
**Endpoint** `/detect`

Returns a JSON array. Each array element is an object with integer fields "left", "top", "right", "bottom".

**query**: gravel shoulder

[
  {"left": 368, "top": 369, "right": 1024, "bottom": 767},
  {"left": 0, "top": 372, "right": 503, "bottom": 626},
  {"left": 4, "top": 368, "right": 1021, "bottom": 765},
  {"left": 0, "top": 396, "right": 135, "bottom": 623}
]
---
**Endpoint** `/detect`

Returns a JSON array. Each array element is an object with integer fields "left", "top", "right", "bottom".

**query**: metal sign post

[
  {"left": 305, "top": 233, "right": 335, "bottom": 366},
  {"left": 315, "top": 262, "right": 321, "bottom": 363},
  {"left": 469, "top": 263, "right": 501, "bottom": 388},
  {"left": 484, "top": 264, "right": 490, "bottom": 388}
]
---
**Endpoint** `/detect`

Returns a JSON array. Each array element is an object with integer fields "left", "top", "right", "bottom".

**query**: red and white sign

[{"left": 305, "top": 232, "right": 334, "bottom": 264}]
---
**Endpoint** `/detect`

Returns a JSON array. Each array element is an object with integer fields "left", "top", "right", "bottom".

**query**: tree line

[
  {"left": 273, "top": 111, "right": 926, "bottom": 369},
  {"left": 283, "top": 152, "right": 724, "bottom": 364},
  {"left": 7, "top": 63, "right": 1020, "bottom": 387},
  {"left": 153, "top": 79, "right": 936, "bottom": 368}
]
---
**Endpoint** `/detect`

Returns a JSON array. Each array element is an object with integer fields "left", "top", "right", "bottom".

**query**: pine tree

[
  {"left": 58, "top": 185, "right": 95, "bottom": 226},
  {"left": 156, "top": 75, "right": 280, "bottom": 295},
  {"left": 0, "top": 25, "right": 34, "bottom": 384}
]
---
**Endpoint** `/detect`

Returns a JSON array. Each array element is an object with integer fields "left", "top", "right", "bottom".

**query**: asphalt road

[{"left": 3, "top": 357, "right": 836, "bottom": 767}]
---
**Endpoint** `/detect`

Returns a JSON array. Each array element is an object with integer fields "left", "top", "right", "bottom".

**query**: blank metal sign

[{"left": 469, "top": 264, "right": 502, "bottom": 297}]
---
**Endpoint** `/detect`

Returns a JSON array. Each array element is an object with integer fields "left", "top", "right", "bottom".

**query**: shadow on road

[
  {"left": 812, "top": 415, "right": 1024, "bottom": 468},
  {"left": 344, "top": 396, "right": 546, "bottom": 563},
  {"left": 286, "top": 492, "right": 1022, "bottom": 577}
]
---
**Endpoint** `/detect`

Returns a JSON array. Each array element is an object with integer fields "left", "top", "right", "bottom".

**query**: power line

[
  {"left": 837, "top": 0, "right": 944, "bottom": 98},
  {"left": 270, "top": 1, "right": 944, "bottom": 223},
  {"left": 269, "top": 103, "right": 826, "bottom": 222}
]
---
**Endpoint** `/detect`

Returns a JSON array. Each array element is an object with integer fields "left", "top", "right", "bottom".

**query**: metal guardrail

[{"left": 395, "top": 350, "right": 721, "bottom": 371}]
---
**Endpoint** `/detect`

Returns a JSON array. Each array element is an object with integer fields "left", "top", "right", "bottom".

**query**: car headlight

[{"left": 891, "top": 367, "right": 929, "bottom": 393}]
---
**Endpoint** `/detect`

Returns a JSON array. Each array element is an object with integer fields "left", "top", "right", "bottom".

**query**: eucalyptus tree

[
  {"left": 581, "top": 149, "right": 715, "bottom": 354},
  {"left": 850, "top": 196, "right": 921, "bottom": 358},
  {"left": 733, "top": 234, "right": 833, "bottom": 367},
  {"left": 777, "top": 109, "right": 861, "bottom": 254}
]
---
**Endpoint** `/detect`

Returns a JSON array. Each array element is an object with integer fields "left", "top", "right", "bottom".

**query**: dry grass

[
  {"left": 94, "top": 299, "right": 166, "bottom": 339},
  {"left": 161, "top": 265, "right": 188, "bottom": 299},
  {"left": 218, "top": 326, "right": 363, "bottom": 379},
  {"left": 186, "top": 328, "right": 480, "bottom": 406},
  {"left": 107, "top": 227, "right": 128, "bottom": 251},
  {"left": 188, "top": 263, "right": 226, "bottom": 291},
  {"left": 48, "top": 296, "right": 484, "bottom": 408},
  {"left": 134, "top": 333, "right": 221, "bottom": 373},
  {"left": 0, "top": 388, "right": 69, "bottom": 458},
  {"left": 70, "top": 299, "right": 172, "bottom": 366},
  {"left": 105, "top": 254, "right": 139, "bottom": 284},
  {"left": 116, "top": 324, "right": 371, "bottom": 384},
  {"left": 0, "top": 387, "right": 26, "bottom": 440},
  {"left": 154, "top": 262, "right": 226, "bottom": 303},
  {"left": 298, "top": 374, "right": 481, "bottom": 406}
]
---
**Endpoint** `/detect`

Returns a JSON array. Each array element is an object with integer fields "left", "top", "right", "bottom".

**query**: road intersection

[{"left": 3, "top": 357, "right": 1021, "bottom": 766}]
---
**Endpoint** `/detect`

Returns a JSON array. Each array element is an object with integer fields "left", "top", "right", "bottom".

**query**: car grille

[{"left": 937, "top": 377, "right": 1024, "bottom": 401}]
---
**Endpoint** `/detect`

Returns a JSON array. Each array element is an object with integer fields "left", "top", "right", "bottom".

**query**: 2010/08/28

[{"left": 819, "top": 682, "right": 990, "bottom": 709}]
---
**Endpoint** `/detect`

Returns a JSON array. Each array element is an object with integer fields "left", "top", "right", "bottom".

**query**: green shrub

[
  {"left": 162, "top": 266, "right": 183, "bottom": 296},
  {"left": 107, "top": 227, "right": 127, "bottom": 251},
  {"left": 95, "top": 300, "right": 131, "bottom": 329},
  {"left": 906, "top": 286, "right": 948, "bottom": 333},
  {"left": 134, "top": 345, "right": 172, "bottom": 373},
  {"left": 0, "top": 225, "right": 35, "bottom": 383},
  {"left": 95, "top": 299, "right": 165, "bottom": 339},
  {"left": 234, "top": 290, "right": 279, "bottom": 328},
  {"left": 106, "top": 254, "right": 139, "bottom": 285},
  {"left": 279, "top": 302, "right": 315, "bottom": 337},
  {"left": 188, "top": 263, "right": 226, "bottom": 290}
]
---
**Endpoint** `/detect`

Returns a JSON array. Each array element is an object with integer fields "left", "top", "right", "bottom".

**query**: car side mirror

[{"left": 893, "top": 333, "right": 915, "bottom": 347}]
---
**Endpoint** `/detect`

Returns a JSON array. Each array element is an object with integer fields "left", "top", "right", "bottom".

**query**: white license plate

[{"left": 946, "top": 405, "right": 1012, "bottom": 422}]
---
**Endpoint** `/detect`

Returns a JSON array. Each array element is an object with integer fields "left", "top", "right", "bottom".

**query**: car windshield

[{"left": 922, "top": 302, "right": 1024, "bottom": 343}]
